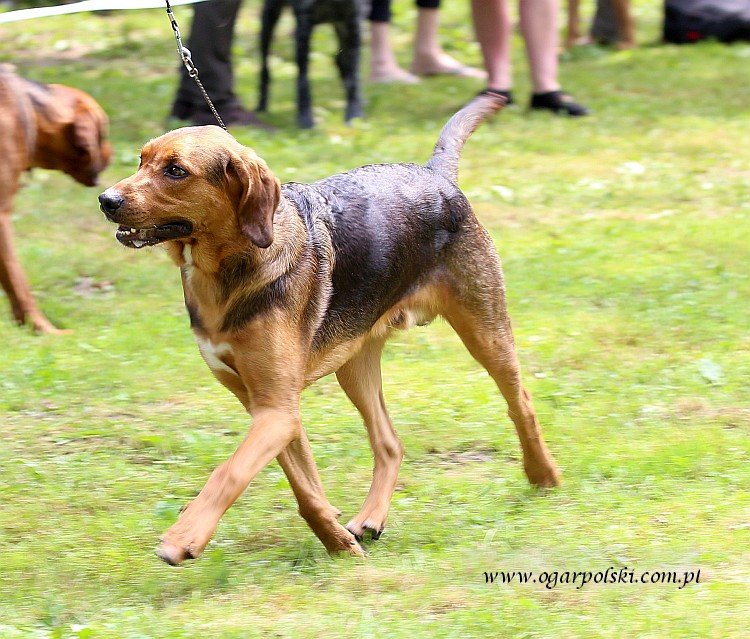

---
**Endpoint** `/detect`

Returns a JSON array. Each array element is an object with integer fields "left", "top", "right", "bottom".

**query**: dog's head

[
  {"left": 34, "top": 84, "right": 112, "bottom": 187},
  {"left": 98, "top": 126, "right": 280, "bottom": 253}
]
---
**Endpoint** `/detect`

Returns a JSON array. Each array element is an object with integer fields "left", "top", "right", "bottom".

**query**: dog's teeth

[{"left": 132, "top": 240, "right": 145, "bottom": 248}]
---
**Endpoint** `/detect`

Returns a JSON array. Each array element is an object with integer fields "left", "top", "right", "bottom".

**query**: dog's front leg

[
  {"left": 156, "top": 407, "right": 301, "bottom": 565},
  {"left": 278, "top": 428, "right": 365, "bottom": 556},
  {"left": 258, "top": 0, "right": 284, "bottom": 112},
  {"left": 0, "top": 211, "right": 65, "bottom": 334},
  {"left": 333, "top": 17, "right": 363, "bottom": 123},
  {"left": 293, "top": 10, "right": 315, "bottom": 128}
]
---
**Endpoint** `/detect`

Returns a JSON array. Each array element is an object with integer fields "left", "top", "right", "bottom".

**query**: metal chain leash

[{"left": 165, "top": 0, "right": 227, "bottom": 130}]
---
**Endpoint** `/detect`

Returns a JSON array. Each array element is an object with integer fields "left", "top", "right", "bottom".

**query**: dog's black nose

[{"left": 98, "top": 190, "right": 124, "bottom": 216}]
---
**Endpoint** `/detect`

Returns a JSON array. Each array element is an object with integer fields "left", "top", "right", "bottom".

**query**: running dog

[{"left": 99, "top": 93, "right": 560, "bottom": 565}]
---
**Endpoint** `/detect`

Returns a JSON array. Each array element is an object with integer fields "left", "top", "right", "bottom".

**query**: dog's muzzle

[
  {"left": 98, "top": 189, "right": 124, "bottom": 220},
  {"left": 98, "top": 189, "right": 193, "bottom": 249}
]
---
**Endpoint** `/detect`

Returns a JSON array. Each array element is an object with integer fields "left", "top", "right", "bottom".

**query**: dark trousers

[
  {"left": 369, "top": 0, "right": 441, "bottom": 23},
  {"left": 173, "top": 0, "right": 242, "bottom": 114},
  {"left": 591, "top": 0, "right": 619, "bottom": 43}
]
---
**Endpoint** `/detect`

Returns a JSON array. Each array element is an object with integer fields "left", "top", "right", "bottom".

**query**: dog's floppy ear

[
  {"left": 225, "top": 147, "right": 281, "bottom": 249},
  {"left": 65, "top": 117, "right": 92, "bottom": 160}
]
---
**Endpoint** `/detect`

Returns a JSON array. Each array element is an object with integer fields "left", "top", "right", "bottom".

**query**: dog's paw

[
  {"left": 346, "top": 518, "right": 385, "bottom": 543},
  {"left": 28, "top": 313, "right": 71, "bottom": 335},
  {"left": 332, "top": 530, "right": 367, "bottom": 557},
  {"left": 344, "top": 104, "right": 364, "bottom": 124},
  {"left": 155, "top": 539, "right": 198, "bottom": 566},
  {"left": 525, "top": 462, "right": 562, "bottom": 488},
  {"left": 297, "top": 112, "right": 315, "bottom": 129},
  {"left": 155, "top": 503, "right": 218, "bottom": 566},
  {"left": 312, "top": 520, "right": 366, "bottom": 557}
]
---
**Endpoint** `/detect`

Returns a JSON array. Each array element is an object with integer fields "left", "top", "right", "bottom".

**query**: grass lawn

[{"left": 1, "top": 0, "right": 749, "bottom": 637}]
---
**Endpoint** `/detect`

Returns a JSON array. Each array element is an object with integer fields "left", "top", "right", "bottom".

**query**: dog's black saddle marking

[{"left": 284, "top": 164, "right": 470, "bottom": 349}]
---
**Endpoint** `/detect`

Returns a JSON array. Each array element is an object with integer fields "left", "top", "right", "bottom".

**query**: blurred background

[{"left": 0, "top": 1, "right": 748, "bottom": 637}]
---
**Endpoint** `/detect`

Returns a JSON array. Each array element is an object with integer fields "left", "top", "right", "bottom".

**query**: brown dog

[
  {"left": 99, "top": 93, "right": 560, "bottom": 565},
  {"left": 0, "top": 66, "right": 111, "bottom": 333}
]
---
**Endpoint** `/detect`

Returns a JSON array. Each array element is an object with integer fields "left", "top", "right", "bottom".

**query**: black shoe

[
  {"left": 530, "top": 90, "right": 589, "bottom": 116},
  {"left": 478, "top": 88, "right": 514, "bottom": 105},
  {"left": 191, "top": 104, "right": 274, "bottom": 131}
]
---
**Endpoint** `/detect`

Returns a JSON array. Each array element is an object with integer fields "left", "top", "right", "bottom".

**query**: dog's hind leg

[
  {"left": 258, "top": 0, "right": 284, "bottom": 113},
  {"left": 293, "top": 9, "right": 315, "bottom": 128},
  {"left": 333, "top": 17, "right": 363, "bottom": 123},
  {"left": 440, "top": 231, "right": 561, "bottom": 488},
  {"left": 336, "top": 337, "right": 404, "bottom": 540},
  {"left": 277, "top": 428, "right": 365, "bottom": 555}
]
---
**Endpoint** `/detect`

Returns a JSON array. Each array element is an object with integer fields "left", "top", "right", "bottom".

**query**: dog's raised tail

[{"left": 425, "top": 92, "right": 506, "bottom": 182}]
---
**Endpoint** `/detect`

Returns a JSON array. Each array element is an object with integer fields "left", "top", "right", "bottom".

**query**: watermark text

[{"left": 483, "top": 567, "right": 701, "bottom": 590}]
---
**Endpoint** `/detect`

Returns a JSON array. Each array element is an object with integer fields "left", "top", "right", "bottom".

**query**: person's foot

[
  {"left": 410, "top": 51, "right": 486, "bottom": 79},
  {"left": 530, "top": 90, "right": 589, "bottom": 116},
  {"left": 565, "top": 34, "right": 593, "bottom": 49},
  {"left": 370, "top": 63, "right": 420, "bottom": 84},
  {"left": 192, "top": 104, "right": 274, "bottom": 130}
]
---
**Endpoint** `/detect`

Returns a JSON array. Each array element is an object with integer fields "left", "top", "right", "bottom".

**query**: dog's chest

[
  {"left": 180, "top": 249, "right": 240, "bottom": 378},
  {"left": 195, "top": 336, "right": 239, "bottom": 378}
]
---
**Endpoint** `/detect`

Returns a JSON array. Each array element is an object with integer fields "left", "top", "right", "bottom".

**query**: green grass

[{"left": 1, "top": 1, "right": 749, "bottom": 637}]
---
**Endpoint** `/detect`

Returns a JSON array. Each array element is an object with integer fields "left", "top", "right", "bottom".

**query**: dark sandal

[{"left": 530, "top": 90, "right": 589, "bottom": 116}]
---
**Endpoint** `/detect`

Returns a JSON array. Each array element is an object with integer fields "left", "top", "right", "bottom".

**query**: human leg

[
  {"left": 411, "top": 1, "right": 485, "bottom": 78},
  {"left": 520, "top": 0, "right": 589, "bottom": 115},
  {"left": 369, "top": 0, "right": 420, "bottom": 83},
  {"left": 470, "top": 0, "right": 513, "bottom": 91}
]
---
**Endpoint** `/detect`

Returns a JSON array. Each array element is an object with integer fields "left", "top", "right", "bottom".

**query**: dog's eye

[{"left": 165, "top": 164, "right": 188, "bottom": 179}]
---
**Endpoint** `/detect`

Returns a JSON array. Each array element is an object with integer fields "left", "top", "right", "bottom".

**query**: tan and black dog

[
  {"left": 99, "top": 93, "right": 560, "bottom": 565},
  {"left": 0, "top": 66, "right": 111, "bottom": 333}
]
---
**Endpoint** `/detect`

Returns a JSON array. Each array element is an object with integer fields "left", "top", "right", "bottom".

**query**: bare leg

[
  {"left": 0, "top": 211, "right": 64, "bottom": 334},
  {"left": 519, "top": 0, "right": 560, "bottom": 93},
  {"left": 565, "top": 0, "right": 591, "bottom": 48},
  {"left": 470, "top": 0, "right": 513, "bottom": 91},
  {"left": 336, "top": 337, "right": 404, "bottom": 540},
  {"left": 157, "top": 408, "right": 303, "bottom": 565},
  {"left": 277, "top": 429, "right": 364, "bottom": 555},
  {"left": 410, "top": 8, "right": 486, "bottom": 79},
  {"left": 369, "top": 20, "right": 420, "bottom": 83}
]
